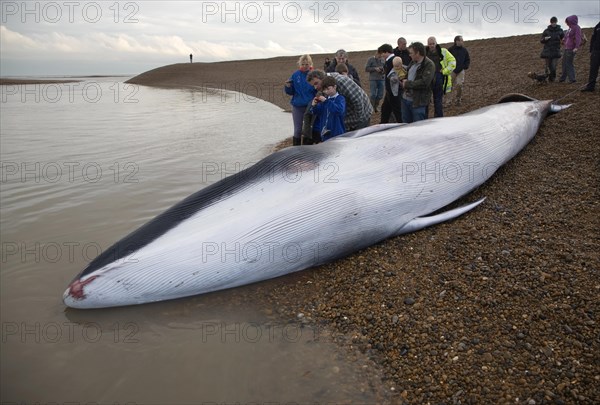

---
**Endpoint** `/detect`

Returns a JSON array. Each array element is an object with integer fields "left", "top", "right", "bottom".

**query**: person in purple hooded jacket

[{"left": 559, "top": 15, "right": 583, "bottom": 83}]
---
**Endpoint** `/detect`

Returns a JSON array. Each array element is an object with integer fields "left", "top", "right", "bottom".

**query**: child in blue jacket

[{"left": 310, "top": 76, "right": 346, "bottom": 142}]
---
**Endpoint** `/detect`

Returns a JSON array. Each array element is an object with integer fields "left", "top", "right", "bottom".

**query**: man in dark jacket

[
  {"left": 582, "top": 21, "right": 600, "bottom": 92},
  {"left": 448, "top": 35, "right": 471, "bottom": 105},
  {"left": 325, "top": 49, "right": 361, "bottom": 86},
  {"left": 539, "top": 17, "right": 564, "bottom": 82},
  {"left": 378, "top": 43, "right": 403, "bottom": 123},
  {"left": 393, "top": 37, "right": 411, "bottom": 66},
  {"left": 400, "top": 42, "right": 435, "bottom": 123}
]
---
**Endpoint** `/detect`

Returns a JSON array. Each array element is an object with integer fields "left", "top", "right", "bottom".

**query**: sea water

[{"left": 0, "top": 78, "right": 383, "bottom": 403}]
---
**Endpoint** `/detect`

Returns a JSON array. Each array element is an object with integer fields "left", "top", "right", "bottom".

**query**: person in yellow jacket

[{"left": 426, "top": 36, "right": 456, "bottom": 117}]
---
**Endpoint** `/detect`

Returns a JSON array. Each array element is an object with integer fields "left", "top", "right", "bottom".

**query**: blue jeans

[
  {"left": 560, "top": 49, "right": 576, "bottom": 82},
  {"left": 291, "top": 105, "right": 307, "bottom": 139},
  {"left": 544, "top": 58, "right": 559, "bottom": 80},
  {"left": 401, "top": 98, "right": 427, "bottom": 123},
  {"left": 369, "top": 79, "right": 384, "bottom": 100}
]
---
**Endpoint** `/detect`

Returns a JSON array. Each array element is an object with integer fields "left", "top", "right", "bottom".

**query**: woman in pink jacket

[{"left": 559, "top": 15, "right": 582, "bottom": 83}]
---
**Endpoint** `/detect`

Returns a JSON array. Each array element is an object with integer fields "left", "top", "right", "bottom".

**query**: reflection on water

[{"left": 0, "top": 78, "right": 384, "bottom": 403}]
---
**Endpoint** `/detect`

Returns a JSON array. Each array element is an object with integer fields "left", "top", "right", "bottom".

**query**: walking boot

[
  {"left": 302, "top": 136, "right": 313, "bottom": 145},
  {"left": 373, "top": 98, "right": 380, "bottom": 113},
  {"left": 455, "top": 86, "right": 462, "bottom": 106},
  {"left": 370, "top": 97, "right": 379, "bottom": 113},
  {"left": 292, "top": 137, "right": 301, "bottom": 146}
]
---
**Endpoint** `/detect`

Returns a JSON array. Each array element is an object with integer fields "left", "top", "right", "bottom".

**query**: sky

[{"left": 1, "top": 1, "right": 599, "bottom": 76}]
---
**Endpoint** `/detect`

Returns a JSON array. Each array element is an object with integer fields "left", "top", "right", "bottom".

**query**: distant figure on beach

[
  {"left": 309, "top": 76, "right": 346, "bottom": 142},
  {"left": 284, "top": 54, "right": 317, "bottom": 146},
  {"left": 426, "top": 36, "right": 456, "bottom": 117},
  {"left": 448, "top": 35, "right": 471, "bottom": 105},
  {"left": 539, "top": 17, "right": 564, "bottom": 82},
  {"left": 306, "top": 69, "right": 372, "bottom": 133},
  {"left": 560, "top": 15, "right": 582, "bottom": 83},
  {"left": 190, "top": 54, "right": 193, "bottom": 63},
  {"left": 400, "top": 42, "right": 435, "bottom": 123},
  {"left": 582, "top": 21, "right": 600, "bottom": 92},
  {"left": 365, "top": 51, "right": 385, "bottom": 112},
  {"left": 326, "top": 49, "right": 362, "bottom": 86}
]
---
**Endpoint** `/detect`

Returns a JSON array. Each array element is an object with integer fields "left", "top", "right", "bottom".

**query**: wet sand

[{"left": 127, "top": 31, "right": 599, "bottom": 403}]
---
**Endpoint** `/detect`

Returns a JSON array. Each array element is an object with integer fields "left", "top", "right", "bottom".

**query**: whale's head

[
  {"left": 63, "top": 275, "right": 101, "bottom": 308},
  {"left": 62, "top": 257, "right": 139, "bottom": 309}
]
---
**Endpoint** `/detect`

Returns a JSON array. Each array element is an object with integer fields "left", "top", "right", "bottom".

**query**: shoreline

[
  {"left": 0, "top": 75, "right": 133, "bottom": 86},
  {"left": 0, "top": 78, "right": 84, "bottom": 85}
]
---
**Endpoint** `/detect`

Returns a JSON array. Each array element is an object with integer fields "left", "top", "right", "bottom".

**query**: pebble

[{"left": 257, "top": 46, "right": 599, "bottom": 403}]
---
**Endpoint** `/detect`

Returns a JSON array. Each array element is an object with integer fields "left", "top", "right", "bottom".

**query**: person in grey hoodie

[
  {"left": 540, "top": 17, "right": 564, "bottom": 82},
  {"left": 559, "top": 15, "right": 582, "bottom": 83}
]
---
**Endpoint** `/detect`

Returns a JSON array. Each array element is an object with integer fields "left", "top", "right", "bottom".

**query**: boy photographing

[{"left": 310, "top": 76, "right": 346, "bottom": 142}]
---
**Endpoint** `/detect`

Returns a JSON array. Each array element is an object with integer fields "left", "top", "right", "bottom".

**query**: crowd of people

[{"left": 284, "top": 16, "right": 598, "bottom": 145}]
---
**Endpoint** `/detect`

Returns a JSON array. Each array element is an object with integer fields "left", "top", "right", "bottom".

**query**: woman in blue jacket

[{"left": 284, "top": 55, "right": 316, "bottom": 145}]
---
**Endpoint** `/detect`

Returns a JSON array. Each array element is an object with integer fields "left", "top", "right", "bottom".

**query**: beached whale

[{"left": 63, "top": 94, "right": 568, "bottom": 309}]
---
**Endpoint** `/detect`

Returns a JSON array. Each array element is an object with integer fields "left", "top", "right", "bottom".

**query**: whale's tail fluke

[
  {"left": 549, "top": 103, "right": 572, "bottom": 114},
  {"left": 497, "top": 93, "right": 571, "bottom": 115}
]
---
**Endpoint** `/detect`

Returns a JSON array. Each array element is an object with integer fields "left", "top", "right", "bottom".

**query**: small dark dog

[{"left": 527, "top": 71, "right": 549, "bottom": 83}]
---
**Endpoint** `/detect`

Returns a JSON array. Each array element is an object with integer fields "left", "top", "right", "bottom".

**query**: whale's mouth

[{"left": 66, "top": 276, "right": 99, "bottom": 300}]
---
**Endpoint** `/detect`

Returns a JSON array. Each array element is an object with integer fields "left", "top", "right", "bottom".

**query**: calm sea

[{"left": 0, "top": 78, "right": 383, "bottom": 403}]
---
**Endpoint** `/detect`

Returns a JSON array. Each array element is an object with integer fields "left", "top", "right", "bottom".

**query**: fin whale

[{"left": 63, "top": 95, "right": 569, "bottom": 308}]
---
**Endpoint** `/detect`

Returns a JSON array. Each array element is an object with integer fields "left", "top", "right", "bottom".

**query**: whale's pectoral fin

[{"left": 395, "top": 198, "right": 486, "bottom": 236}]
